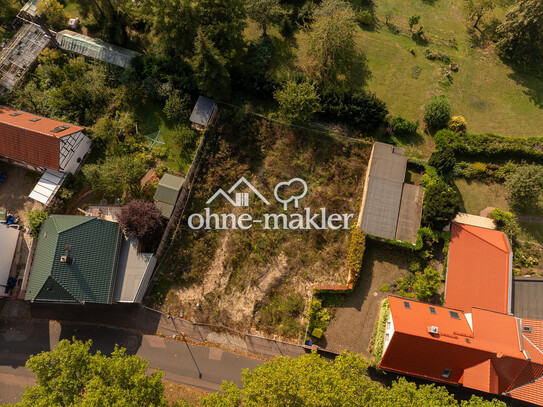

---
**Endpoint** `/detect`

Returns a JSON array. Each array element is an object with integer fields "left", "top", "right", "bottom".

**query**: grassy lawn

[
  {"left": 135, "top": 101, "right": 196, "bottom": 175},
  {"left": 453, "top": 178, "right": 510, "bottom": 215},
  {"left": 454, "top": 178, "right": 543, "bottom": 245},
  {"left": 357, "top": 0, "right": 543, "bottom": 139}
]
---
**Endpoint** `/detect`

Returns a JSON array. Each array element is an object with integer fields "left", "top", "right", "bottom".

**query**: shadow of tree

[
  {"left": 451, "top": 180, "right": 467, "bottom": 213},
  {"left": 507, "top": 71, "right": 543, "bottom": 109}
]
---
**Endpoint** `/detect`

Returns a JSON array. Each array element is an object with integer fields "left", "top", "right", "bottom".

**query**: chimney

[{"left": 60, "top": 244, "right": 73, "bottom": 264}]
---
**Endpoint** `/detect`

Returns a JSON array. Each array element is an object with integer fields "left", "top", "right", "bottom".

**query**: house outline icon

[{"left": 206, "top": 176, "right": 271, "bottom": 207}]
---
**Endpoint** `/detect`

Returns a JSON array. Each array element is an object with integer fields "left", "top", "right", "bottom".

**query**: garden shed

[
  {"left": 190, "top": 96, "right": 218, "bottom": 130},
  {"left": 153, "top": 173, "right": 185, "bottom": 218}
]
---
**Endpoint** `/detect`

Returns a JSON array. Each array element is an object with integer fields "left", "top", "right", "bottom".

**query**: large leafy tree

[
  {"left": 462, "top": 0, "right": 510, "bottom": 29},
  {"left": 423, "top": 95, "right": 452, "bottom": 132},
  {"left": 496, "top": 0, "right": 543, "bottom": 67},
  {"left": 422, "top": 182, "right": 460, "bottom": 230},
  {"left": 191, "top": 29, "right": 231, "bottom": 100},
  {"left": 8, "top": 339, "right": 167, "bottom": 407},
  {"left": 202, "top": 352, "right": 507, "bottom": 407},
  {"left": 246, "top": 0, "right": 284, "bottom": 36},
  {"left": 83, "top": 155, "right": 147, "bottom": 197},
  {"left": 144, "top": 0, "right": 199, "bottom": 57},
  {"left": 298, "top": 0, "right": 368, "bottom": 92}
]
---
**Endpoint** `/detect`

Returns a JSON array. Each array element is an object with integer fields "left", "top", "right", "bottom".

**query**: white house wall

[{"left": 59, "top": 131, "right": 91, "bottom": 174}]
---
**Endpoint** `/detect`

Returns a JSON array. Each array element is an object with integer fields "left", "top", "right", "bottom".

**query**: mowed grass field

[{"left": 356, "top": 0, "right": 543, "bottom": 138}]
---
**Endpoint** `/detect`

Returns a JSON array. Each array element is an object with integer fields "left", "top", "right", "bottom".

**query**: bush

[
  {"left": 420, "top": 165, "right": 441, "bottom": 188},
  {"left": 356, "top": 10, "right": 374, "bottom": 26},
  {"left": 413, "top": 267, "right": 441, "bottom": 301},
  {"left": 275, "top": 80, "right": 321, "bottom": 124},
  {"left": 390, "top": 116, "right": 419, "bottom": 136},
  {"left": 449, "top": 115, "right": 467, "bottom": 133},
  {"left": 117, "top": 199, "right": 166, "bottom": 251},
  {"left": 490, "top": 208, "right": 520, "bottom": 243},
  {"left": 428, "top": 147, "right": 456, "bottom": 175},
  {"left": 321, "top": 90, "right": 388, "bottom": 133},
  {"left": 423, "top": 95, "right": 452, "bottom": 131},
  {"left": 163, "top": 89, "right": 191, "bottom": 122},
  {"left": 347, "top": 226, "right": 366, "bottom": 284},
  {"left": 379, "top": 284, "right": 390, "bottom": 292},
  {"left": 258, "top": 293, "right": 305, "bottom": 337},
  {"left": 307, "top": 298, "right": 334, "bottom": 334},
  {"left": 505, "top": 165, "right": 543, "bottom": 209},
  {"left": 423, "top": 48, "right": 451, "bottom": 63},
  {"left": 26, "top": 210, "right": 49, "bottom": 238},
  {"left": 422, "top": 182, "right": 460, "bottom": 230}
]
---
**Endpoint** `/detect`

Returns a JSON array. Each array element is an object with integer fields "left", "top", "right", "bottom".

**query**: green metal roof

[
  {"left": 154, "top": 173, "right": 185, "bottom": 207},
  {"left": 25, "top": 216, "right": 122, "bottom": 304}
]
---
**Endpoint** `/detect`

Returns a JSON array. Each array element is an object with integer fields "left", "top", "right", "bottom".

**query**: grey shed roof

[
  {"left": 190, "top": 96, "right": 216, "bottom": 127},
  {"left": 154, "top": 173, "right": 185, "bottom": 218},
  {"left": 513, "top": 278, "right": 543, "bottom": 320},
  {"left": 360, "top": 142, "right": 422, "bottom": 244},
  {"left": 56, "top": 30, "right": 140, "bottom": 68},
  {"left": 113, "top": 236, "right": 156, "bottom": 303},
  {"left": 361, "top": 177, "right": 403, "bottom": 240},
  {"left": 369, "top": 142, "right": 407, "bottom": 183}
]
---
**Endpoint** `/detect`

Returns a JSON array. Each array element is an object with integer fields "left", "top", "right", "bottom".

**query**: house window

[
  {"left": 385, "top": 333, "right": 390, "bottom": 341},
  {"left": 429, "top": 306, "right": 437, "bottom": 314},
  {"left": 403, "top": 301, "right": 411, "bottom": 309},
  {"left": 386, "top": 322, "right": 391, "bottom": 330},
  {"left": 449, "top": 311, "right": 461, "bottom": 320},
  {"left": 29, "top": 117, "right": 41, "bottom": 122},
  {"left": 441, "top": 369, "right": 452, "bottom": 378},
  {"left": 523, "top": 326, "right": 533, "bottom": 333}
]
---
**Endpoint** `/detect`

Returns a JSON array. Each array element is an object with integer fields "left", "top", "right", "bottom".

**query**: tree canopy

[
  {"left": 202, "top": 352, "right": 507, "bottom": 407},
  {"left": 496, "top": 0, "right": 543, "bottom": 68},
  {"left": 117, "top": 199, "right": 166, "bottom": 251},
  {"left": 422, "top": 182, "right": 460, "bottom": 230},
  {"left": 298, "top": 0, "right": 368, "bottom": 92},
  {"left": 505, "top": 164, "right": 543, "bottom": 209},
  {"left": 8, "top": 339, "right": 167, "bottom": 407}
]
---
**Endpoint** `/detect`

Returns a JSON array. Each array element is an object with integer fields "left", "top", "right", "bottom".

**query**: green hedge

[
  {"left": 371, "top": 299, "right": 391, "bottom": 362},
  {"left": 434, "top": 129, "right": 543, "bottom": 162},
  {"left": 347, "top": 226, "right": 366, "bottom": 285}
]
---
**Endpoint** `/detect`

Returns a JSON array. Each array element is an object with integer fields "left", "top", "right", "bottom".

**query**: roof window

[
  {"left": 465, "top": 338, "right": 471, "bottom": 344},
  {"left": 403, "top": 301, "right": 411, "bottom": 309},
  {"left": 523, "top": 326, "right": 533, "bottom": 333},
  {"left": 449, "top": 311, "right": 461, "bottom": 320},
  {"left": 441, "top": 369, "right": 452, "bottom": 378},
  {"left": 9, "top": 112, "right": 22, "bottom": 116},
  {"left": 429, "top": 306, "right": 437, "bottom": 314},
  {"left": 50, "top": 125, "right": 71, "bottom": 133},
  {"left": 29, "top": 117, "right": 41, "bottom": 122}
]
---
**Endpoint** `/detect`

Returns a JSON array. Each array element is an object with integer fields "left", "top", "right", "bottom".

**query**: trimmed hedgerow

[
  {"left": 434, "top": 129, "right": 543, "bottom": 162},
  {"left": 347, "top": 226, "right": 367, "bottom": 285},
  {"left": 371, "top": 299, "right": 391, "bottom": 362}
]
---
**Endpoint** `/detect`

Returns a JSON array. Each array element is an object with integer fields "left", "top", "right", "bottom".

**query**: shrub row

[
  {"left": 423, "top": 48, "right": 450, "bottom": 63},
  {"left": 347, "top": 226, "right": 367, "bottom": 285},
  {"left": 434, "top": 129, "right": 543, "bottom": 162},
  {"left": 371, "top": 299, "right": 390, "bottom": 362},
  {"left": 454, "top": 161, "right": 518, "bottom": 182}
]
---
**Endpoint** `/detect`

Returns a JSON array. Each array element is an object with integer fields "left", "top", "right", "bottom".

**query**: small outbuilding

[
  {"left": 153, "top": 173, "right": 185, "bottom": 218},
  {"left": 189, "top": 96, "right": 218, "bottom": 130}
]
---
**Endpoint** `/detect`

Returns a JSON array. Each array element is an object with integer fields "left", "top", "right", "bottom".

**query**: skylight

[
  {"left": 29, "top": 117, "right": 41, "bottom": 122},
  {"left": 429, "top": 306, "right": 437, "bottom": 314},
  {"left": 441, "top": 369, "right": 452, "bottom": 378},
  {"left": 403, "top": 301, "right": 411, "bottom": 309},
  {"left": 9, "top": 112, "right": 22, "bottom": 116},
  {"left": 50, "top": 125, "right": 71, "bottom": 133},
  {"left": 449, "top": 311, "right": 461, "bottom": 320}
]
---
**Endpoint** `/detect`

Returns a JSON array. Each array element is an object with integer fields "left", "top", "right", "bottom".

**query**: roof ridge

[
  {"left": 49, "top": 274, "right": 81, "bottom": 302},
  {"left": 457, "top": 223, "right": 509, "bottom": 253},
  {"left": 55, "top": 216, "right": 96, "bottom": 235}
]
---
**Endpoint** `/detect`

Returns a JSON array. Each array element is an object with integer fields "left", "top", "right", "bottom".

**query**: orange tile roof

[
  {"left": 0, "top": 106, "right": 84, "bottom": 170},
  {"left": 445, "top": 223, "right": 511, "bottom": 314},
  {"left": 462, "top": 360, "right": 499, "bottom": 393}
]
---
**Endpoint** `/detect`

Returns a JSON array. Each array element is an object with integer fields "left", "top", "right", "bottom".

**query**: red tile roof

[
  {"left": 445, "top": 223, "right": 511, "bottom": 314},
  {"left": 0, "top": 106, "right": 84, "bottom": 170},
  {"left": 381, "top": 296, "right": 543, "bottom": 405}
]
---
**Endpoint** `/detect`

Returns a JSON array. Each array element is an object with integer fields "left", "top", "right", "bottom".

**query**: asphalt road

[{"left": 0, "top": 319, "right": 263, "bottom": 405}]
